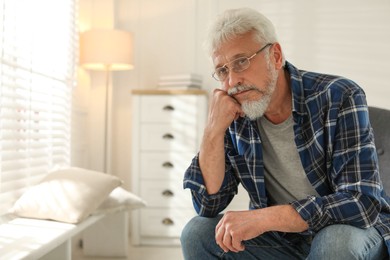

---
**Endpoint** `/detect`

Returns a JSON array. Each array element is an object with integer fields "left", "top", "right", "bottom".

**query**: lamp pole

[
  {"left": 79, "top": 29, "right": 134, "bottom": 174},
  {"left": 103, "top": 65, "right": 112, "bottom": 174}
]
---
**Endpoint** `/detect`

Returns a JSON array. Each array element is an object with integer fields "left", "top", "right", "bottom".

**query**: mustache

[{"left": 227, "top": 85, "right": 260, "bottom": 96}]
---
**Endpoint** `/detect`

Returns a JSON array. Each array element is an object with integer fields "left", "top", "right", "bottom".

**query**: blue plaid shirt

[{"left": 183, "top": 61, "right": 390, "bottom": 253}]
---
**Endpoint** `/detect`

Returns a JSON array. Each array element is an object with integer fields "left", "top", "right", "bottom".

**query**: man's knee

[
  {"left": 308, "top": 224, "right": 387, "bottom": 259},
  {"left": 181, "top": 215, "right": 220, "bottom": 245},
  {"left": 181, "top": 215, "right": 223, "bottom": 259},
  {"left": 181, "top": 216, "right": 203, "bottom": 245}
]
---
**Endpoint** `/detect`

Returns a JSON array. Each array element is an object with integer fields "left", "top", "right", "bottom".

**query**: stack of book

[{"left": 157, "top": 73, "right": 202, "bottom": 89}]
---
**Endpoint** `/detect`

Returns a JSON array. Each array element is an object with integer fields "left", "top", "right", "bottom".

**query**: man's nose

[{"left": 226, "top": 70, "right": 243, "bottom": 90}]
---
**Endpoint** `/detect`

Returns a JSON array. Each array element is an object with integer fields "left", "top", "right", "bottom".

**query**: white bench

[{"left": 0, "top": 211, "right": 128, "bottom": 260}]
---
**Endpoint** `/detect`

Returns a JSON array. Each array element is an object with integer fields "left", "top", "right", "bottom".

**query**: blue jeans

[{"left": 181, "top": 215, "right": 388, "bottom": 259}]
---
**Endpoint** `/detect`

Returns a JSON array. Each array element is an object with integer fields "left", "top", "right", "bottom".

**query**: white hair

[{"left": 204, "top": 8, "right": 285, "bottom": 65}]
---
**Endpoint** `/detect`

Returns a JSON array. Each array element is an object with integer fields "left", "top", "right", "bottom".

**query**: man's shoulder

[
  {"left": 302, "top": 70, "right": 360, "bottom": 93},
  {"left": 287, "top": 61, "right": 364, "bottom": 100}
]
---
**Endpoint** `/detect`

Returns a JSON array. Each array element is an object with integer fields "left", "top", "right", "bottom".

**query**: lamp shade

[{"left": 80, "top": 29, "right": 134, "bottom": 71}]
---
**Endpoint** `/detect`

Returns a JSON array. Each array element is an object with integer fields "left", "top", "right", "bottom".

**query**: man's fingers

[
  {"left": 222, "top": 231, "right": 237, "bottom": 252},
  {"left": 215, "top": 218, "right": 234, "bottom": 253},
  {"left": 215, "top": 220, "right": 225, "bottom": 251},
  {"left": 231, "top": 235, "right": 245, "bottom": 252},
  {"left": 215, "top": 229, "right": 229, "bottom": 252},
  {"left": 215, "top": 212, "right": 248, "bottom": 253}
]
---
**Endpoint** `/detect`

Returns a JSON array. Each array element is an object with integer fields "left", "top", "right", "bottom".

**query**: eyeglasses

[{"left": 212, "top": 43, "right": 273, "bottom": 81}]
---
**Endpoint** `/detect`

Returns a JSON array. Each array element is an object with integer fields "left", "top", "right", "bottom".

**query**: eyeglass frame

[{"left": 211, "top": 43, "right": 273, "bottom": 81}]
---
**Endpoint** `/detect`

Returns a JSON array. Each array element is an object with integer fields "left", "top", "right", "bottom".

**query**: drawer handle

[
  {"left": 162, "top": 161, "right": 174, "bottom": 168},
  {"left": 162, "top": 218, "right": 174, "bottom": 226},
  {"left": 163, "top": 105, "right": 175, "bottom": 111},
  {"left": 162, "top": 189, "right": 174, "bottom": 197},
  {"left": 162, "top": 133, "right": 174, "bottom": 140}
]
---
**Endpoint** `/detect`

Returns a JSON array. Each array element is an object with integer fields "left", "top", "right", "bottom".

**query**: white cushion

[
  {"left": 94, "top": 187, "right": 146, "bottom": 214},
  {"left": 10, "top": 167, "right": 122, "bottom": 223}
]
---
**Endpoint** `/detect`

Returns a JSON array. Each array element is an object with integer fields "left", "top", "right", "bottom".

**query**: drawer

[
  {"left": 140, "top": 95, "right": 199, "bottom": 124},
  {"left": 140, "top": 180, "right": 193, "bottom": 207},
  {"left": 140, "top": 123, "right": 197, "bottom": 151},
  {"left": 140, "top": 152, "right": 195, "bottom": 180},
  {"left": 140, "top": 208, "right": 196, "bottom": 237}
]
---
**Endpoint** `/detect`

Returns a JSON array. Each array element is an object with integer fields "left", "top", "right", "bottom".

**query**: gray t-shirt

[{"left": 257, "top": 115, "right": 319, "bottom": 205}]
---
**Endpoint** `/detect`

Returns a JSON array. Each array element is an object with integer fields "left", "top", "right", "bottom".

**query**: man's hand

[
  {"left": 215, "top": 210, "right": 264, "bottom": 253},
  {"left": 215, "top": 206, "right": 309, "bottom": 253},
  {"left": 206, "top": 89, "right": 244, "bottom": 136}
]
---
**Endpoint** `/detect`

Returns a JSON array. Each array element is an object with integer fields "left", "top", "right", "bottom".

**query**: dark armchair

[{"left": 369, "top": 106, "right": 390, "bottom": 191}]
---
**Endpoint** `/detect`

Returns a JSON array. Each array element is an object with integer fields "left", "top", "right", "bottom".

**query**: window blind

[{"left": 0, "top": 0, "right": 77, "bottom": 214}]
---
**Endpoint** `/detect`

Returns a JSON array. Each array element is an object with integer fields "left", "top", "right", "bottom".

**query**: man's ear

[{"left": 271, "top": 43, "right": 283, "bottom": 70}]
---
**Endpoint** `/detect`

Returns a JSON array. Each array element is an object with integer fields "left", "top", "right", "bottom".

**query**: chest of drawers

[{"left": 131, "top": 89, "right": 207, "bottom": 245}]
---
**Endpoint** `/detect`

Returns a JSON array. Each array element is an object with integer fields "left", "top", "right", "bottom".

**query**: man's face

[{"left": 212, "top": 32, "right": 279, "bottom": 120}]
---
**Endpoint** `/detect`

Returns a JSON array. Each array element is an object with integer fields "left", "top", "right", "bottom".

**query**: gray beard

[
  {"left": 241, "top": 68, "right": 278, "bottom": 120},
  {"left": 241, "top": 95, "right": 271, "bottom": 120}
]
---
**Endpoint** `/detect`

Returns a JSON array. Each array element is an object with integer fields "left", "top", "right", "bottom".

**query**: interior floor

[{"left": 72, "top": 240, "right": 183, "bottom": 260}]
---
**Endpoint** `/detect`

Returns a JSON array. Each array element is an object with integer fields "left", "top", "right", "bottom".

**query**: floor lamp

[{"left": 80, "top": 29, "right": 134, "bottom": 174}]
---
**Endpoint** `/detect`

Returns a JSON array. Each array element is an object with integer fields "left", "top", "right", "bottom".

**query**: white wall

[
  {"left": 77, "top": 0, "right": 390, "bottom": 188},
  {"left": 114, "top": 0, "right": 390, "bottom": 102}
]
